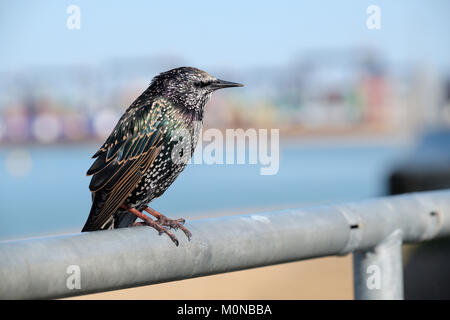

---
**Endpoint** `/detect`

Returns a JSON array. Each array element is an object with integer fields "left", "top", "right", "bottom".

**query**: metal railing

[{"left": 1, "top": 189, "right": 449, "bottom": 299}]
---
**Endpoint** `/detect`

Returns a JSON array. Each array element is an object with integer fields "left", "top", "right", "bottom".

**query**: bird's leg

[
  {"left": 121, "top": 205, "right": 179, "bottom": 246},
  {"left": 144, "top": 207, "right": 192, "bottom": 240}
]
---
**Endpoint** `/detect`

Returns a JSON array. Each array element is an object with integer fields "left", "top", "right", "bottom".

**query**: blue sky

[{"left": 0, "top": 0, "right": 449, "bottom": 73}]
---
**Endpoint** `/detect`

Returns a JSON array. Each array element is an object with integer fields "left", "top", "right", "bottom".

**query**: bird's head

[{"left": 149, "top": 67, "right": 243, "bottom": 111}]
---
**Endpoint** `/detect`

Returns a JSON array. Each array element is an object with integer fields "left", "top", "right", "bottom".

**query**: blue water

[{"left": 0, "top": 142, "right": 408, "bottom": 239}]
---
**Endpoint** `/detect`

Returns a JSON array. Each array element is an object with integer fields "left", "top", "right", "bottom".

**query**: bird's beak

[{"left": 210, "top": 79, "right": 244, "bottom": 90}]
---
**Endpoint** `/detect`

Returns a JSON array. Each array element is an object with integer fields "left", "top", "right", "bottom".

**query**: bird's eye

[{"left": 195, "top": 80, "right": 212, "bottom": 88}]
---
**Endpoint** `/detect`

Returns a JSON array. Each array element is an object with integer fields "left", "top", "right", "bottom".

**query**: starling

[{"left": 82, "top": 67, "right": 243, "bottom": 245}]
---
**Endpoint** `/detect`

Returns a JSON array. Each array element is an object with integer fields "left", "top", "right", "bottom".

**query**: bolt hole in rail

[{"left": 0, "top": 189, "right": 449, "bottom": 299}]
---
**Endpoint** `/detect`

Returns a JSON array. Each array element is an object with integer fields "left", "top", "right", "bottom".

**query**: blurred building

[{"left": 0, "top": 49, "right": 449, "bottom": 144}]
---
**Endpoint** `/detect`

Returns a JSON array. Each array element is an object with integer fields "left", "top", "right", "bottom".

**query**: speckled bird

[{"left": 82, "top": 67, "right": 243, "bottom": 245}]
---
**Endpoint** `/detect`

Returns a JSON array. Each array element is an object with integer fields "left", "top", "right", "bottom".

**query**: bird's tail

[
  {"left": 81, "top": 192, "right": 110, "bottom": 232},
  {"left": 82, "top": 192, "right": 137, "bottom": 232}
]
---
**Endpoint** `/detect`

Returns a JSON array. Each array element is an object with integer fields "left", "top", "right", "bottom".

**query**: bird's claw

[
  {"left": 125, "top": 206, "right": 181, "bottom": 246},
  {"left": 157, "top": 216, "right": 191, "bottom": 241},
  {"left": 142, "top": 219, "right": 180, "bottom": 246}
]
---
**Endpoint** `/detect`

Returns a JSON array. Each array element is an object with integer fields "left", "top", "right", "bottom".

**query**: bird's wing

[{"left": 82, "top": 100, "right": 168, "bottom": 231}]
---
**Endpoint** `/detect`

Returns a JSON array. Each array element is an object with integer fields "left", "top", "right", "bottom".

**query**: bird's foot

[
  {"left": 144, "top": 207, "right": 192, "bottom": 241},
  {"left": 122, "top": 206, "right": 179, "bottom": 246},
  {"left": 141, "top": 218, "right": 179, "bottom": 246}
]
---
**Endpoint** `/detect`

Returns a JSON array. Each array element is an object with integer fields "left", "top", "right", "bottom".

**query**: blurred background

[{"left": 1, "top": 0, "right": 450, "bottom": 299}]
